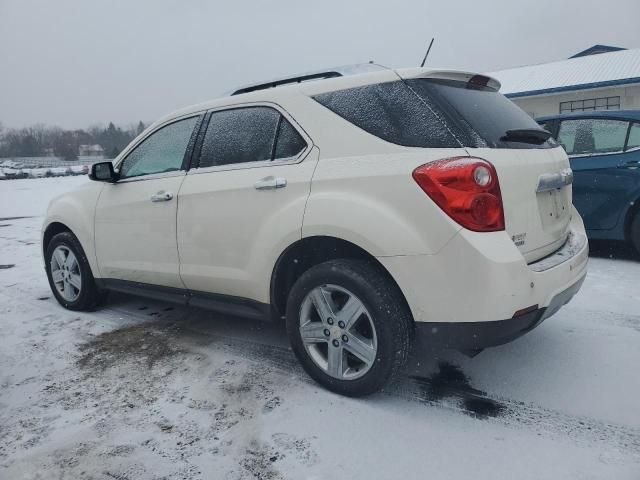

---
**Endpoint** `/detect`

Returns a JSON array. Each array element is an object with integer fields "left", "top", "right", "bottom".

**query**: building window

[{"left": 559, "top": 96, "right": 620, "bottom": 114}]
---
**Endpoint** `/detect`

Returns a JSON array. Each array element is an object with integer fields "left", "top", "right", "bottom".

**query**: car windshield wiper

[{"left": 500, "top": 128, "right": 552, "bottom": 145}]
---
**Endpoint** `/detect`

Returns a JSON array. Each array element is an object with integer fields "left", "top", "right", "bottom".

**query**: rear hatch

[{"left": 397, "top": 70, "right": 572, "bottom": 262}]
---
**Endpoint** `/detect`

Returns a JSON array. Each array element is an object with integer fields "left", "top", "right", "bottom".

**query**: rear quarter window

[{"left": 313, "top": 82, "right": 463, "bottom": 148}]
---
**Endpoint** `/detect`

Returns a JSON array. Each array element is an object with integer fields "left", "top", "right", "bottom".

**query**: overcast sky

[{"left": 1, "top": 0, "right": 639, "bottom": 129}]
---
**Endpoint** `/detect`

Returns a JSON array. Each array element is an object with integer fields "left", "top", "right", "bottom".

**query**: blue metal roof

[
  {"left": 487, "top": 48, "right": 640, "bottom": 98},
  {"left": 537, "top": 109, "right": 640, "bottom": 123}
]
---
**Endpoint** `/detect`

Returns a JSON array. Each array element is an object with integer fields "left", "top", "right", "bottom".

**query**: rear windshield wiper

[{"left": 500, "top": 128, "right": 552, "bottom": 145}]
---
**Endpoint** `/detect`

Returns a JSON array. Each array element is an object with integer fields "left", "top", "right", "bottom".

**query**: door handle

[
  {"left": 150, "top": 191, "right": 174, "bottom": 202},
  {"left": 618, "top": 160, "right": 640, "bottom": 169},
  {"left": 254, "top": 176, "right": 287, "bottom": 190}
]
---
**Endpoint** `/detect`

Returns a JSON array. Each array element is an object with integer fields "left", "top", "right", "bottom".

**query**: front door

[
  {"left": 177, "top": 105, "right": 317, "bottom": 303},
  {"left": 94, "top": 115, "right": 200, "bottom": 288},
  {"left": 557, "top": 117, "right": 634, "bottom": 230}
]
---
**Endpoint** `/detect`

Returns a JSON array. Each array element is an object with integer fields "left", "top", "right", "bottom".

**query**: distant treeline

[{"left": 0, "top": 121, "right": 146, "bottom": 160}]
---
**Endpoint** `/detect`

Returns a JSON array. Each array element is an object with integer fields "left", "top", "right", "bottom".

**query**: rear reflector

[{"left": 412, "top": 157, "right": 505, "bottom": 232}]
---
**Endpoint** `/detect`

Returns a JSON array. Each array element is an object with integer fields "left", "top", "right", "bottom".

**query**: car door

[
  {"left": 177, "top": 105, "right": 318, "bottom": 304},
  {"left": 94, "top": 114, "right": 201, "bottom": 288},
  {"left": 557, "top": 117, "right": 632, "bottom": 230}
]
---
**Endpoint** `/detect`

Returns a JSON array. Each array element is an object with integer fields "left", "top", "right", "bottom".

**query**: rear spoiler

[{"left": 395, "top": 68, "right": 501, "bottom": 92}]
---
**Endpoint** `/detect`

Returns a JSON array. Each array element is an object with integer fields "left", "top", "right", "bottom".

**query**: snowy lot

[{"left": 1, "top": 177, "right": 639, "bottom": 479}]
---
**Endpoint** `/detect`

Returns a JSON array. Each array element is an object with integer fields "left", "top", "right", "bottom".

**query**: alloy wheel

[
  {"left": 50, "top": 245, "right": 82, "bottom": 302},
  {"left": 299, "top": 284, "right": 377, "bottom": 380}
]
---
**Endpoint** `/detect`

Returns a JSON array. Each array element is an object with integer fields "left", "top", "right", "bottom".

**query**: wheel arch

[
  {"left": 42, "top": 221, "right": 74, "bottom": 256},
  {"left": 42, "top": 220, "right": 100, "bottom": 279},
  {"left": 270, "top": 235, "right": 413, "bottom": 321},
  {"left": 623, "top": 193, "right": 640, "bottom": 243}
]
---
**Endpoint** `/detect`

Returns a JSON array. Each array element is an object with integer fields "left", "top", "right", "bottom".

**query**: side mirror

[{"left": 89, "top": 162, "right": 119, "bottom": 182}]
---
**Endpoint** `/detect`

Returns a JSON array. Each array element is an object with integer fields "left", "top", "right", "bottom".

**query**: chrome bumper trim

[{"left": 528, "top": 231, "right": 587, "bottom": 273}]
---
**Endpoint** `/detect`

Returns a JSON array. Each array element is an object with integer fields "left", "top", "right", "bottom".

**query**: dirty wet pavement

[{"left": 1, "top": 204, "right": 640, "bottom": 478}]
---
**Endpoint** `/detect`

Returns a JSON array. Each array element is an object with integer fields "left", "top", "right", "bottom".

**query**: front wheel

[
  {"left": 285, "top": 259, "right": 413, "bottom": 397},
  {"left": 45, "top": 231, "right": 104, "bottom": 311}
]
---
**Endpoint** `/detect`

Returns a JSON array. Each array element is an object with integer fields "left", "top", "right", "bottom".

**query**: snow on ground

[
  {"left": 0, "top": 176, "right": 88, "bottom": 218},
  {"left": 1, "top": 176, "right": 639, "bottom": 479}
]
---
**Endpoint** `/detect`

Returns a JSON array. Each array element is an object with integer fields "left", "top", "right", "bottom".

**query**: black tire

[
  {"left": 631, "top": 211, "right": 640, "bottom": 257},
  {"left": 45, "top": 231, "right": 105, "bottom": 311},
  {"left": 285, "top": 259, "right": 413, "bottom": 397}
]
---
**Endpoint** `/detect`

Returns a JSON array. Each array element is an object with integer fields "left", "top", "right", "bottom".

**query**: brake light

[{"left": 412, "top": 157, "right": 505, "bottom": 232}]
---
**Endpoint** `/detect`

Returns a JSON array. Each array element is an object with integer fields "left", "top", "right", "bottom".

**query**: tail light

[{"left": 412, "top": 157, "right": 505, "bottom": 232}]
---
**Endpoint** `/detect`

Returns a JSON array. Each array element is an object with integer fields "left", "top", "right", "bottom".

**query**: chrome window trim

[
  {"left": 568, "top": 150, "right": 625, "bottom": 159},
  {"left": 188, "top": 150, "right": 310, "bottom": 176},
  {"left": 117, "top": 170, "right": 186, "bottom": 184}
]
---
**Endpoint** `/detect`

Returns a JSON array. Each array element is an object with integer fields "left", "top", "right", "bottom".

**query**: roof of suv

[
  {"left": 537, "top": 110, "right": 640, "bottom": 122},
  {"left": 150, "top": 67, "right": 501, "bottom": 130}
]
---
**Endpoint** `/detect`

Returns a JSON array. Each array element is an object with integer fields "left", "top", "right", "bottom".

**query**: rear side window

[
  {"left": 408, "top": 79, "right": 554, "bottom": 149},
  {"left": 198, "top": 107, "right": 307, "bottom": 168},
  {"left": 557, "top": 118, "right": 628, "bottom": 155},
  {"left": 199, "top": 107, "right": 279, "bottom": 168},
  {"left": 274, "top": 117, "right": 307, "bottom": 159},
  {"left": 313, "top": 82, "right": 463, "bottom": 148}
]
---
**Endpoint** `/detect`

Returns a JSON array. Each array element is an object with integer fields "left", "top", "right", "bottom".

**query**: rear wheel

[
  {"left": 45, "top": 231, "right": 105, "bottom": 311},
  {"left": 630, "top": 211, "right": 640, "bottom": 257},
  {"left": 285, "top": 259, "right": 412, "bottom": 396}
]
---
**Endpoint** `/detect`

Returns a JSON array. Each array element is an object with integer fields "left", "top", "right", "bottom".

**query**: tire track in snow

[
  {"left": 14, "top": 295, "right": 640, "bottom": 460},
  {"left": 97, "top": 302, "right": 640, "bottom": 458}
]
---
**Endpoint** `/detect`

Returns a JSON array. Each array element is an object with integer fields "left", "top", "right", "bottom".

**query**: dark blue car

[{"left": 537, "top": 111, "right": 640, "bottom": 255}]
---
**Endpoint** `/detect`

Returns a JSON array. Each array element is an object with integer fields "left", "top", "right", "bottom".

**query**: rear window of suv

[{"left": 313, "top": 79, "right": 555, "bottom": 149}]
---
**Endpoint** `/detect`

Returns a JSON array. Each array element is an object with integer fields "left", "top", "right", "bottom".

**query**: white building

[
  {"left": 78, "top": 144, "right": 105, "bottom": 157},
  {"left": 488, "top": 45, "right": 640, "bottom": 119}
]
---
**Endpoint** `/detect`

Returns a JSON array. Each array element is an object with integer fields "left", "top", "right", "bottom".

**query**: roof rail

[
  {"left": 228, "top": 62, "right": 388, "bottom": 96},
  {"left": 231, "top": 71, "right": 343, "bottom": 96}
]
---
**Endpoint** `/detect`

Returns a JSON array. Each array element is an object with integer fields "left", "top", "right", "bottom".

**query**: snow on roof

[{"left": 487, "top": 47, "right": 640, "bottom": 98}]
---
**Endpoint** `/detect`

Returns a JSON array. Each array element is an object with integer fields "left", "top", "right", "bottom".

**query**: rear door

[
  {"left": 94, "top": 115, "right": 200, "bottom": 288},
  {"left": 556, "top": 117, "right": 633, "bottom": 230},
  {"left": 177, "top": 105, "right": 317, "bottom": 303}
]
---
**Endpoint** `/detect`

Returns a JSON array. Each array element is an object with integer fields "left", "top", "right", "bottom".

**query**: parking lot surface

[{"left": 1, "top": 177, "right": 639, "bottom": 479}]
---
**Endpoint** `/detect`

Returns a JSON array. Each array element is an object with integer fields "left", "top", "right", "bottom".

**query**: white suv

[{"left": 43, "top": 65, "right": 588, "bottom": 396}]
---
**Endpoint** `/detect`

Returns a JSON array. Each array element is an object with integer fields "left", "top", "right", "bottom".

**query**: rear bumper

[
  {"left": 377, "top": 207, "right": 589, "bottom": 348},
  {"left": 413, "top": 272, "right": 585, "bottom": 351}
]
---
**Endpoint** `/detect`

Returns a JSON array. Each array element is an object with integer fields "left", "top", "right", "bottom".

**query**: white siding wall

[{"left": 510, "top": 84, "right": 640, "bottom": 119}]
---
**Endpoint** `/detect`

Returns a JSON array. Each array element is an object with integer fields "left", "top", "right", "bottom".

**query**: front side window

[
  {"left": 557, "top": 118, "right": 628, "bottom": 156},
  {"left": 198, "top": 107, "right": 307, "bottom": 168},
  {"left": 119, "top": 116, "right": 198, "bottom": 179}
]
